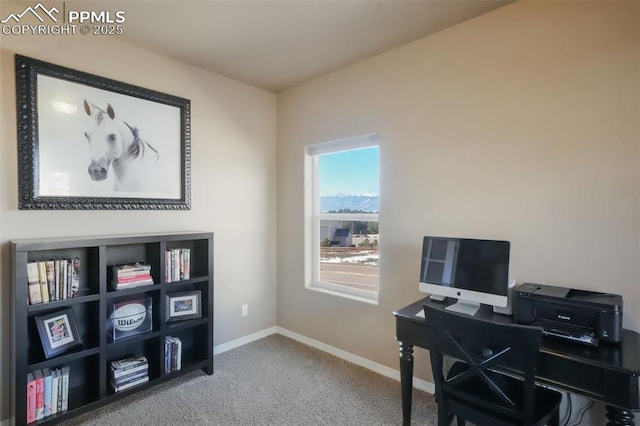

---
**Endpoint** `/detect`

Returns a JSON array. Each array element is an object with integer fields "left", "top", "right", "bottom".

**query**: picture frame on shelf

[
  {"left": 166, "top": 290, "right": 201, "bottom": 322},
  {"left": 15, "top": 54, "right": 191, "bottom": 210},
  {"left": 35, "top": 308, "right": 82, "bottom": 359}
]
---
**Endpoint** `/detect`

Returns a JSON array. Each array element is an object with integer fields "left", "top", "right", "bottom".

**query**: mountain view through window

[{"left": 317, "top": 145, "right": 379, "bottom": 295}]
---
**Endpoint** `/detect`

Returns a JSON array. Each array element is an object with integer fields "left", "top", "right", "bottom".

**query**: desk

[{"left": 394, "top": 298, "right": 640, "bottom": 426}]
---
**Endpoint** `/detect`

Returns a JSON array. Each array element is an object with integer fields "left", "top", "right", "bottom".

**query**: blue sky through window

[{"left": 318, "top": 146, "right": 379, "bottom": 197}]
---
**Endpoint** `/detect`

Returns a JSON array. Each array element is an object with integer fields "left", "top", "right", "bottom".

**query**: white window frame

[{"left": 304, "top": 134, "right": 380, "bottom": 304}]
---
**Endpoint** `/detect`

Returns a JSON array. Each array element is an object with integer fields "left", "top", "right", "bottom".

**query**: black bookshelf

[{"left": 11, "top": 232, "right": 214, "bottom": 425}]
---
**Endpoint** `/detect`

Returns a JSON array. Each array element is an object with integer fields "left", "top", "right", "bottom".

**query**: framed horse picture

[{"left": 15, "top": 54, "right": 191, "bottom": 209}]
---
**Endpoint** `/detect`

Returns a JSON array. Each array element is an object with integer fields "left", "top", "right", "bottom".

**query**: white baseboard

[
  {"left": 276, "top": 326, "right": 435, "bottom": 394},
  {"left": 0, "top": 418, "right": 9, "bottom": 426},
  {"left": 213, "top": 326, "right": 278, "bottom": 355}
]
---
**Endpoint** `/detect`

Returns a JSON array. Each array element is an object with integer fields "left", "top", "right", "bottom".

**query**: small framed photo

[
  {"left": 166, "top": 291, "right": 201, "bottom": 322},
  {"left": 35, "top": 308, "right": 82, "bottom": 359}
]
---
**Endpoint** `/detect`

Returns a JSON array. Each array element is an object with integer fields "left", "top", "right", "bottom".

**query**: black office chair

[{"left": 423, "top": 303, "right": 562, "bottom": 426}]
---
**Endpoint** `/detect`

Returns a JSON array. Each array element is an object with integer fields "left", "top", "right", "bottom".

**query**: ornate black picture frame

[
  {"left": 15, "top": 54, "right": 191, "bottom": 210},
  {"left": 35, "top": 308, "right": 83, "bottom": 359}
]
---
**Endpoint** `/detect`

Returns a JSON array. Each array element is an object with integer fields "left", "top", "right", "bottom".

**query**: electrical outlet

[{"left": 241, "top": 304, "right": 248, "bottom": 318}]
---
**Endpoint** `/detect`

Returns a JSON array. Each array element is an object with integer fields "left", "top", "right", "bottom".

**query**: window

[{"left": 305, "top": 134, "right": 380, "bottom": 303}]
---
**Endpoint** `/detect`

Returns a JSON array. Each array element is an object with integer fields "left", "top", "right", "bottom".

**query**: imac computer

[{"left": 419, "top": 236, "right": 510, "bottom": 316}]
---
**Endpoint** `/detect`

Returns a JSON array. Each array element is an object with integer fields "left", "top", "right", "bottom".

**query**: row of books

[
  {"left": 27, "top": 366, "right": 70, "bottom": 423},
  {"left": 111, "top": 262, "right": 153, "bottom": 290},
  {"left": 164, "top": 336, "right": 183, "bottom": 374},
  {"left": 27, "top": 259, "right": 79, "bottom": 305},
  {"left": 165, "top": 248, "right": 190, "bottom": 282},
  {"left": 109, "top": 355, "right": 149, "bottom": 392}
]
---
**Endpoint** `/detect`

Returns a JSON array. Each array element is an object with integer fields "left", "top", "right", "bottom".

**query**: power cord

[{"left": 568, "top": 400, "right": 595, "bottom": 426}]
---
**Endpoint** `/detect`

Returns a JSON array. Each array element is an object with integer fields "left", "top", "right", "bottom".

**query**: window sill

[{"left": 306, "top": 282, "right": 379, "bottom": 305}]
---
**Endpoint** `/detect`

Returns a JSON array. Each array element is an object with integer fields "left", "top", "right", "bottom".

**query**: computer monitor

[{"left": 419, "top": 236, "right": 510, "bottom": 316}]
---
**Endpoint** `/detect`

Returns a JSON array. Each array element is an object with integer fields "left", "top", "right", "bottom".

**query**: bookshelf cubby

[{"left": 11, "top": 232, "right": 214, "bottom": 425}]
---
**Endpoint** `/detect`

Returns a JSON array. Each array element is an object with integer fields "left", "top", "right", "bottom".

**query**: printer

[{"left": 514, "top": 283, "right": 622, "bottom": 346}]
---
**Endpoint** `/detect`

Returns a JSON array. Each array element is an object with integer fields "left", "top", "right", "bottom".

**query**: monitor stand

[
  {"left": 445, "top": 300, "right": 481, "bottom": 316},
  {"left": 429, "top": 294, "right": 446, "bottom": 302}
]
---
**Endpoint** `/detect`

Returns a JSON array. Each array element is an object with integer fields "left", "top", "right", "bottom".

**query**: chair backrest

[{"left": 423, "top": 303, "right": 543, "bottom": 424}]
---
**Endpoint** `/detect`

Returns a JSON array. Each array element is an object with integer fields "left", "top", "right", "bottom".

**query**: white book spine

[
  {"left": 60, "top": 259, "right": 67, "bottom": 300},
  {"left": 183, "top": 249, "right": 190, "bottom": 280},
  {"left": 174, "top": 249, "right": 180, "bottom": 281},
  {"left": 61, "top": 366, "right": 70, "bottom": 411},
  {"left": 27, "top": 262, "right": 42, "bottom": 304},
  {"left": 43, "top": 368, "right": 53, "bottom": 417},
  {"left": 175, "top": 336, "right": 182, "bottom": 370},
  {"left": 50, "top": 370, "right": 59, "bottom": 415},
  {"left": 37, "top": 261, "right": 49, "bottom": 304}
]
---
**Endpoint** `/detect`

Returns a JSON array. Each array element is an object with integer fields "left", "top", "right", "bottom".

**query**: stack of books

[
  {"left": 26, "top": 366, "right": 70, "bottom": 423},
  {"left": 109, "top": 355, "right": 149, "bottom": 392},
  {"left": 164, "top": 336, "right": 183, "bottom": 374},
  {"left": 111, "top": 263, "right": 153, "bottom": 290},
  {"left": 164, "top": 248, "right": 190, "bottom": 282},
  {"left": 27, "top": 258, "right": 80, "bottom": 305}
]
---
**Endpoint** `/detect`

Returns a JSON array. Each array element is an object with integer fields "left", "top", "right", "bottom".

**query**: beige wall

[
  {"left": 0, "top": 9, "right": 277, "bottom": 422},
  {"left": 277, "top": 0, "right": 639, "bottom": 391}
]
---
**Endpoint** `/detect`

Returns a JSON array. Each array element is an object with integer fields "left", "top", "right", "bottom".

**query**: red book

[
  {"left": 27, "top": 372, "right": 36, "bottom": 423},
  {"left": 34, "top": 369, "right": 45, "bottom": 420},
  {"left": 114, "top": 272, "right": 152, "bottom": 284},
  {"left": 115, "top": 274, "right": 152, "bottom": 284}
]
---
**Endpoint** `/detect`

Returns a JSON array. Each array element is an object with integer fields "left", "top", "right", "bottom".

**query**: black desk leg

[
  {"left": 605, "top": 405, "right": 635, "bottom": 425},
  {"left": 399, "top": 341, "right": 414, "bottom": 426}
]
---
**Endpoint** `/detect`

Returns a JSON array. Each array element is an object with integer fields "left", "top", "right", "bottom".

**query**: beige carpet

[{"left": 67, "top": 334, "right": 438, "bottom": 425}]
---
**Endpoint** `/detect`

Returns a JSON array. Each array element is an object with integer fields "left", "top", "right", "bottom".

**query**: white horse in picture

[{"left": 82, "top": 99, "right": 159, "bottom": 192}]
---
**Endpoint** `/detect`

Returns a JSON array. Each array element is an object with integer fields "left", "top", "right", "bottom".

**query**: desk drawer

[
  {"left": 604, "top": 371, "right": 640, "bottom": 409},
  {"left": 537, "top": 353, "right": 605, "bottom": 399},
  {"left": 395, "top": 320, "right": 431, "bottom": 348},
  {"left": 537, "top": 354, "right": 639, "bottom": 408}
]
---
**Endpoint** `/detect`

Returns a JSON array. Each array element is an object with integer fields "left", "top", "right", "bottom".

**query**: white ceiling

[{"left": 98, "top": 1, "right": 513, "bottom": 92}]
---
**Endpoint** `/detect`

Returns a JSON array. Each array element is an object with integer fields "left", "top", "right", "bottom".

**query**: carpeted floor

[{"left": 67, "top": 334, "right": 438, "bottom": 425}]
